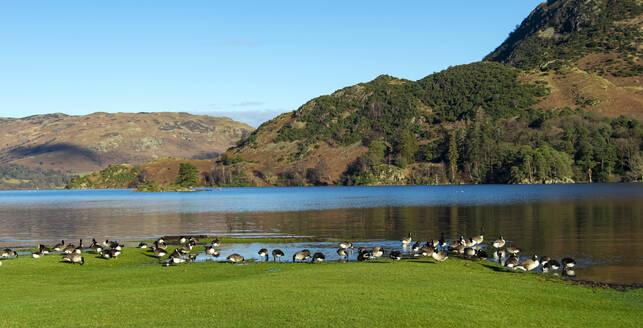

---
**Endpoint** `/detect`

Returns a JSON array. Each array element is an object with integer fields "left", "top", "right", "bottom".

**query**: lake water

[{"left": 0, "top": 184, "right": 641, "bottom": 283}]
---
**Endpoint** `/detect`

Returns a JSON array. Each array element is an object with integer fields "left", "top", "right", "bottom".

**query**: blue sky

[{"left": 0, "top": 1, "right": 543, "bottom": 126}]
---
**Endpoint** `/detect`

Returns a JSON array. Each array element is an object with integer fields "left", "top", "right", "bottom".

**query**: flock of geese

[{"left": 0, "top": 232, "right": 578, "bottom": 277}]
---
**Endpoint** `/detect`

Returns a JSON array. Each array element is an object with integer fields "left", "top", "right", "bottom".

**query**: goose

[
  {"left": 39, "top": 244, "right": 52, "bottom": 254},
  {"left": 372, "top": 247, "right": 384, "bottom": 258},
  {"left": 505, "top": 254, "right": 519, "bottom": 268},
  {"left": 506, "top": 246, "right": 521, "bottom": 255},
  {"left": 100, "top": 250, "right": 112, "bottom": 259},
  {"left": 427, "top": 239, "right": 438, "bottom": 249},
  {"left": 205, "top": 245, "right": 220, "bottom": 257},
  {"left": 179, "top": 236, "right": 187, "bottom": 244},
  {"left": 137, "top": 242, "right": 149, "bottom": 249},
  {"left": 389, "top": 250, "right": 402, "bottom": 261},
  {"left": 153, "top": 240, "right": 167, "bottom": 251},
  {"left": 227, "top": 253, "right": 244, "bottom": 263},
  {"left": 272, "top": 249, "right": 284, "bottom": 261},
  {"left": 463, "top": 247, "right": 476, "bottom": 258},
  {"left": 471, "top": 228, "right": 484, "bottom": 245},
  {"left": 109, "top": 248, "right": 121, "bottom": 259},
  {"left": 401, "top": 233, "right": 412, "bottom": 246},
  {"left": 548, "top": 259, "right": 561, "bottom": 270},
  {"left": 357, "top": 247, "right": 367, "bottom": 253},
  {"left": 542, "top": 261, "right": 558, "bottom": 273},
  {"left": 431, "top": 249, "right": 448, "bottom": 262},
  {"left": 412, "top": 241, "right": 421, "bottom": 252},
  {"left": 337, "top": 248, "right": 349, "bottom": 260},
  {"left": 312, "top": 252, "right": 325, "bottom": 262},
  {"left": 561, "top": 257, "right": 576, "bottom": 268},
  {"left": 102, "top": 239, "right": 112, "bottom": 247},
  {"left": 492, "top": 235, "right": 505, "bottom": 249},
  {"left": 339, "top": 242, "right": 353, "bottom": 250},
  {"left": 540, "top": 256, "right": 551, "bottom": 265},
  {"left": 493, "top": 249, "right": 506, "bottom": 260},
  {"left": 516, "top": 254, "right": 540, "bottom": 271},
  {"left": 32, "top": 250, "right": 45, "bottom": 258},
  {"left": 258, "top": 248, "right": 269, "bottom": 261},
  {"left": 211, "top": 237, "right": 220, "bottom": 247},
  {"left": 448, "top": 241, "right": 462, "bottom": 253},
  {"left": 53, "top": 240, "right": 65, "bottom": 252},
  {"left": 357, "top": 250, "right": 372, "bottom": 261},
  {"left": 293, "top": 250, "right": 311, "bottom": 262},
  {"left": 62, "top": 253, "right": 84, "bottom": 265},
  {"left": 62, "top": 243, "right": 76, "bottom": 254},
  {"left": 177, "top": 244, "right": 192, "bottom": 254},
  {"left": 562, "top": 267, "right": 576, "bottom": 277},
  {"left": 0, "top": 249, "right": 18, "bottom": 258},
  {"left": 153, "top": 248, "right": 168, "bottom": 258},
  {"left": 475, "top": 248, "right": 488, "bottom": 259},
  {"left": 420, "top": 245, "right": 433, "bottom": 257},
  {"left": 73, "top": 239, "right": 84, "bottom": 254},
  {"left": 438, "top": 232, "right": 447, "bottom": 248},
  {"left": 459, "top": 236, "right": 476, "bottom": 247}
]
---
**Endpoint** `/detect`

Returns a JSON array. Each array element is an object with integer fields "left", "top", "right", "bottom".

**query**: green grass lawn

[{"left": 0, "top": 247, "right": 640, "bottom": 327}]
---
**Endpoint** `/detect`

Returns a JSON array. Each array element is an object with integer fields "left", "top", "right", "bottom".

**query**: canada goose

[
  {"left": 109, "top": 248, "right": 121, "bottom": 258},
  {"left": 372, "top": 247, "right": 384, "bottom": 258},
  {"left": 505, "top": 254, "right": 519, "bottom": 268},
  {"left": 402, "top": 233, "right": 412, "bottom": 246},
  {"left": 438, "top": 232, "right": 447, "bottom": 248},
  {"left": 540, "top": 256, "right": 551, "bottom": 265},
  {"left": 389, "top": 250, "right": 402, "bottom": 261},
  {"left": 153, "top": 240, "right": 167, "bottom": 251},
  {"left": 62, "top": 253, "right": 84, "bottom": 265},
  {"left": 32, "top": 251, "right": 45, "bottom": 258},
  {"left": 412, "top": 241, "right": 421, "bottom": 252},
  {"left": 454, "top": 244, "right": 466, "bottom": 255},
  {"left": 337, "top": 248, "right": 348, "bottom": 260},
  {"left": 154, "top": 248, "right": 168, "bottom": 258},
  {"left": 39, "top": 244, "right": 52, "bottom": 254},
  {"left": 177, "top": 244, "right": 192, "bottom": 254},
  {"left": 339, "top": 242, "right": 353, "bottom": 249},
  {"left": 0, "top": 249, "right": 18, "bottom": 258},
  {"left": 562, "top": 267, "right": 576, "bottom": 277},
  {"left": 293, "top": 250, "right": 311, "bottom": 262},
  {"left": 542, "top": 261, "right": 558, "bottom": 273},
  {"left": 312, "top": 252, "right": 325, "bottom": 262},
  {"left": 432, "top": 249, "right": 448, "bottom": 262},
  {"left": 420, "top": 245, "right": 433, "bottom": 257},
  {"left": 516, "top": 255, "right": 540, "bottom": 271},
  {"left": 137, "top": 242, "right": 149, "bottom": 249},
  {"left": 179, "top": 236, "right": 187, "bottom": 244},
  {"left": 506, "top": 246, "right": 521, "bottom": 255},
  {"left": 548, "top": 259, "right": 561, "bottom": 270},
  {"left": 459, "top": 236, "right": 475, "bottom": 247},
  {"left": 475, "top": 248, "right": 488, "bottom": 259},
  {"left": 227, "top": 253, "right": 244, "bottom": 263},
  {"left": 100, "top": 251, "right": 112, "bottom": 259},
  {"left": 62, "top": 243, "right": 76, "bottom": 254},
  {"left": 492, "top": 235, "right": 505, "bottom": 249},
  {"left": 357, "top": 247, "right": 367, "bottom": 253},
  {"left": 53, "top": 240, "right": 65, "bottom": 252},
  {"left": 463, "top": 247, "right": 476, "bottom": 258},
  {"left": 189, "top": 237, "right": 198, "bottom": 245},
  {"left": 272, "top": 249, "right": 284, "bottom": 261},
  {"left": 205, "top": 245, "right": 220, "bottom": 257},
  {"left": 448, "top": 241, "right": 462, "bottom": 253},
  {"left": 561, "top": 257, "right": 576, "bottom": 268},
  {"left": 471, "top": 228, "right": 484, "bottom": 245},
  {"left": 494, "top": 249, "right": 506, "bottom": 260},
  {"left": 73, "top": 239, "right": 84, "bottom": 254},
  {"left": 211, "top": 238, "right": 220, "bottom": 247},
  {"left": 258, "top": 248, "right": 269, "bottom": 261},
  {"left": 427, "top": 239, "right": 438, "bottom": 249},
  {"left": 357, "top": 250, "right": 372, "bottom": 262}
]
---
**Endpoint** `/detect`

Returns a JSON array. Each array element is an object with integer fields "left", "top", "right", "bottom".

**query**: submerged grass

[{"left": 0, "top": 247, "right": 640, "bottom": 327}]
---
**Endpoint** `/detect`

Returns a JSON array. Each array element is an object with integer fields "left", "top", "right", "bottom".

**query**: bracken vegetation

[{"left": 0, "top": 165, "right": 73, "bottom": 190}]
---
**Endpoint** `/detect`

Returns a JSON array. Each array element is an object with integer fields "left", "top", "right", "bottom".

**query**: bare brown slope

[{"left": 0, "top": 112, "right": 253, "bottom": 173}]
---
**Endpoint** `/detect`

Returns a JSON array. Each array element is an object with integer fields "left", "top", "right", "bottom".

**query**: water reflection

[{"left": 0, "top": 185, "right": 641, "bottom": 283}]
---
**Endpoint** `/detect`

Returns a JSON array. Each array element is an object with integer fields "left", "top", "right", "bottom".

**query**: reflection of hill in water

[{"left": 0, "top": 196, "right": 641, "bottom": 283}]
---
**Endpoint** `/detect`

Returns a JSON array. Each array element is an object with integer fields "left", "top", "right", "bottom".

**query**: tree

[
  {"left": 176, "top": 163, "right": 200, "bottom": 187},
  {"left": 448, "top": 130, "right": 459, "bottom": 182}
]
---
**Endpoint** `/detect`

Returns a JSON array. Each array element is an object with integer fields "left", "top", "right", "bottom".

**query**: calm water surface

[{"left": 0, "top": 184, "right": 641, "bottom": 283}]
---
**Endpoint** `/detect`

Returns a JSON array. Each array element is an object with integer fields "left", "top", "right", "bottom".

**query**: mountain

[
  {"left": 0, "top": 112, "right": 253, "bottom": 189},
  {"left": 65, "top": 0, "right": 643, "bottom": 190}
]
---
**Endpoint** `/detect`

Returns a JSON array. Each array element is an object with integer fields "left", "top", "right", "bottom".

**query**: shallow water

[{"left": 0, "top": 184, "right": 641, "bottom": 283}]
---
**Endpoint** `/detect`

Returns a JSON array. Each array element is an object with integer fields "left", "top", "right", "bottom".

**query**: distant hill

[
  {"left": 0, "top": 112, "right": 253, "bottom": 189},
  {"left": 65, "top": 0, "right": 643, "bottom": 190}
]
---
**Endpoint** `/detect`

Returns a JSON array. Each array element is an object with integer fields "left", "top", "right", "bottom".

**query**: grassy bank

[{"left": 0, "top": 247, "right": 640, "bottom": 327}]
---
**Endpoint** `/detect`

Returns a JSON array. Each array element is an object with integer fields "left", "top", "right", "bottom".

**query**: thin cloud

[{"left": 195, "top": 109, "right": 287, "bottom": 128}]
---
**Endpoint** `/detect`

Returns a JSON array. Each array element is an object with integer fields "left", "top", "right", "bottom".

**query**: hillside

[
  {"left": 0, "top": 112, "right": 252, "bottom": 173},
  {"left": 65, "top": 0, "right": 643, "bottom": 190}
]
